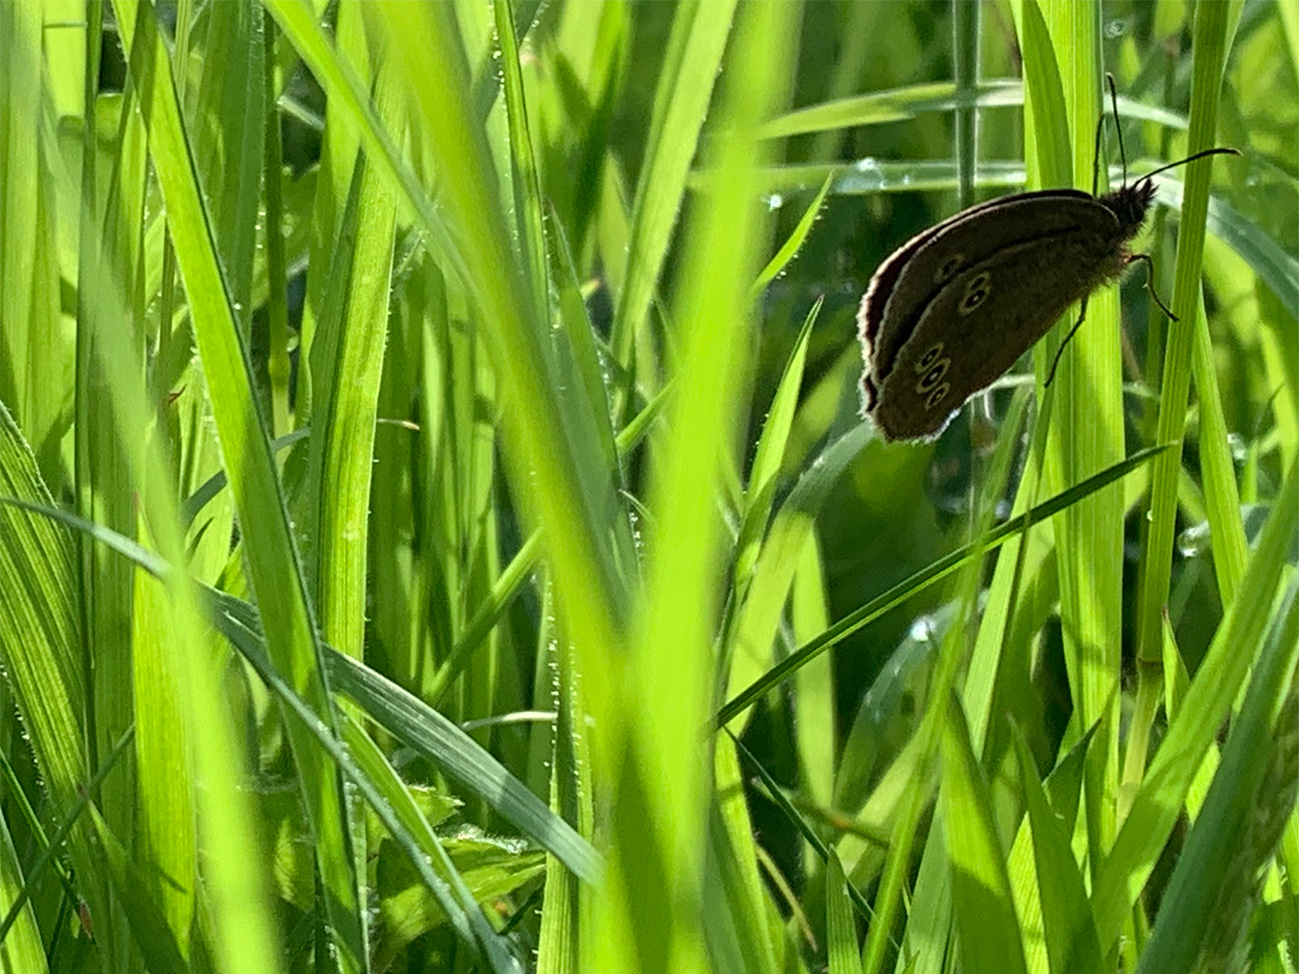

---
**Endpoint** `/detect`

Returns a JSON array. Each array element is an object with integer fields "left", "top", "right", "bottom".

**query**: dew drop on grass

[
  {"left": 908, "top": 615, "right": 937, "bottom": 644},
  {"left": 1227, "top": 432, "right": 1247, "bottom": 462},
  {"left": 1177, "top": 521, "right": 1211, "bottom": 558}
]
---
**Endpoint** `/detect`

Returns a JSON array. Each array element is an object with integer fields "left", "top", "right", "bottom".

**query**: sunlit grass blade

[
  {"left": 320, "top": 647, "right": 603, "bottom": 886},
  {"left": 1092, "top": 458, "right": 1298, "bottom": 952},
  {"left": 1034, "top": 0, "right": 1126, "bottom": 884},
  {"left": 535, "top": 612, "right": 588, "bottom": 974},
  {"left": 608, "top": 0, "right": 738, "bottom": 404},
  {"left": 727, "top": 422, "right": 874, "bottom": 714},
  {"left": 733, "top": 298, "right": 821, "bottom": 587},
  {"left": 0, "top": 401, "right": 103, "bottom": 959},
  {"left": 1153, "top": 181, "right": 1299, "bottom": 322},
  {"left": 758, "top": 80, "right": 1023, "bottom": 139},
  {"left": 111, "top": 3, "right": 366, "bottom": 968},
  {"left": 0, "top": 726, "right": 132, "bottom": 958},
  {"left": 495, "top": 0, "right": 549, "bottom": 330},
  {"left": 730, "top": 731, "right": 873, "bottom": 925},
  {"left": 751, "top": 177, "right": 835, "bottom": 295},
  {"left": 0, "top": 488, "right": 603, "bottom": 899},
  {"left": 825, "top": 851, "right": 858, "bottom": 974},
  {"left": 752, "top": 158, "right": 1027, "bottom": 195},
  {"left": 87, "top": 805, "right": 188, "bottom": 974},
  {"left": 1134, "top": 0, "right": 1236, "bottom": 723},
  {"left": 428, "top": 382, "right": 671, "bottom": 703},
  {"left": 1134, "top": 579, "right": 1299, "bottom": 974},
  {"left": 941, "top": 695, "right": 1028, "bottom": 974},
  {"left": 354, "top": 0, "right": 632, "bottom": 699},
  {"left": 217, "top": 616, "right": 524, "bottom": 974},
  {"left": 1010, "top": 726, "right": 1105, "bottom": 974},
  {"left": 707, "top": 738, "right": 780, "bottom": 974},
  {"left": 621, "top": 4, "right": 796, "bottom": 971}
]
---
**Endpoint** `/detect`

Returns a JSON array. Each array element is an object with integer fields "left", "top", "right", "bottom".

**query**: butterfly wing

[
  {"left": 858, "top": 190, "right": 1114, "bottom": 411},
  {"left": 867, "top": 198, "right": 1128, "bottom": 441}
]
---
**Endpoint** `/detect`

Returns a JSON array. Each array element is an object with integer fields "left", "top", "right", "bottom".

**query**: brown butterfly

[{"left": 857, "top": 83, "right": 1238, "bottom": 442}]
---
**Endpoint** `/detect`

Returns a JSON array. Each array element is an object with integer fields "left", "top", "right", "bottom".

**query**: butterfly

[{"left": 857, "top": 79, "right": 1238, "bottom": 442}]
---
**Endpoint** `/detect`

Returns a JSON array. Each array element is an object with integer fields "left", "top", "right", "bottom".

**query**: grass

[{"left": 0, "top": 1, "right": 1295, "bottom": 973}]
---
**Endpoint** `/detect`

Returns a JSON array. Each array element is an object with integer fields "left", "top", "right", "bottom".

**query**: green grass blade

[
  {"left": 0, "top": 407, "right": 101, "bottom": 957},
  {"left": 0, "top": 490, "right": 602, "bottom": 896},
  {"left": 87, "top": 805, "right": 188, "bottom": 974},
  {"left": 1010, "top": 727, "right": 1105, "bottom": 974},
  {"left": 1134, "top": 579, "right": 1299, "bottom": 974},
  {"left": 111, "top": 3, "right": 366, "bottom": 969},
  {"left": 608, "top": 0, "right": 738, "bottom": 396},
  {"left": 220, "top": 618, "right": 524, "bottom": 973},
  {"left": 494, "top": 0, "right": 550, "bottom": 330},
  {"left": 1035, "top": 0, "right": 1126, "bottom": 878},
  {"left": 751, "top": 178, "right": 835, "bottom": 294},
  {"left": 1092, "top": 456, "right": 1299, "bottom": 951},
  {"left": 716, "top": 443, "right": 1171, "bottom": 728},
  {"left": 758, "top": 80, "right": 1023, "bottom": 139},
  {"left": 825, "top": 851, "right": 858, "bottom": 974},
  {"left": 319, "top": 647, "right": 603, "bottom": 886},
  {"left": 355, "top": 0, "right": 632, "bottom": 680},
  {"left": 734, "top": 298, "right": 821, "bottom": 587},
  {"left": 708, "top": 738, "right": 780, "bottom": 974},
  {"left": 941, "top": 695, "right": 1028, "bottom": 974},
  {"left": 728, "top": 422, "right": 874, "bottom": 715},
  {"left": 621, "top": 4, "right": 796, "bottom": 970},
  {"left": 1134, "top": 0, "right": 1236, "bottom": 704}
]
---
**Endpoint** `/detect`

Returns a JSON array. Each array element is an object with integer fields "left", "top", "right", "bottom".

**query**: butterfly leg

[
  {"left": 1127, "top": 253, "right": 1179, "bottom": 322},
  {"left": 1045, "top": 298, "right": 1088, "bottom": 388}
]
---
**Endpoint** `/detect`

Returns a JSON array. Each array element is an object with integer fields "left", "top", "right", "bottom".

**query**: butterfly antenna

[
  {"left": 1090, "top": 106, "right": 1106, "bottom": 197},
  {"left": 1141, "top": 146, "right": 1242, "bottom": 183},
  {"left": 1106, "top": 74, "right": 1128, "bottom": 185}
]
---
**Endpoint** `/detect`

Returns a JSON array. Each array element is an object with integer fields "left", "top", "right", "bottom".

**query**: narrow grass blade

[
  {"left": 113, "top": 5, "right": 366, "bottom": 969},
  {"left": 751, "top": 177, "right": 835, "bottom": 294},
  {"left": 1010, "top": 727, "right": 1105, "bottom": 974},
  {"left": 707, "top": 738, "right": 780, "bottom": 974},
  {"left": 734, "top": 298, "right": 821, "bottom": 587},
  {"left": 608, "top": 0, "right": 738, "bottom": 394},
  {"left": 1092, "top": 458, "right": 1298, "bottom": 951},
  {"left": 941, "top": 695, "right": 1028, "bottom": 974},
  {"left": 716, "top": 443, "right": 1171, "bottom": 728},
  {"left": 1135, "top": 580, "right": 1299, "bottom": 974},
  {"left": 758, "top": 80, "right": 1023, "bottom": 139},
  {"left": 622, "top": 4, "right": 796, "bottom": 971},
  {"left": 86, "top": 806, "right": 187, "bottom": 974},
  {"left": 1134, "top": 0, "right": 1235, "bottom": 712},
  {"left": 728, "top": 421, "right": 874, "bottom": 714},
  {"left": 825, "top": 851, "right": 858, "bottom": 974},
  {"left": 221, "top": 620, "right": 524, "bottom": 973},
  {"left": 1036, "top": 0, "right": 1126, "bottom": 882}
]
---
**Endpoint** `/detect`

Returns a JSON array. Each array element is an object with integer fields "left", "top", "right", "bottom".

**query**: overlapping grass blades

[{"left": 0, "top": 3, "right": 1293, "bottom": 972}]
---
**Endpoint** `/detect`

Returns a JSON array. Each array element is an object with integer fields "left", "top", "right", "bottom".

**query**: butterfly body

[{"left": 857, "top": 179, "right": 1156, "bottom": 441}]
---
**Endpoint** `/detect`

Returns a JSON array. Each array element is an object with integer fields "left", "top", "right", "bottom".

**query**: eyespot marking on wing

[
  {"left": 915, "top": 342, "right": 945, "bottom": 373},
  {"left": 958, "top": 271, "right": 991, "bottom": 316},
  {"left": 916, "top": 359, "right": 950, "bottom": 393},
  {"left": 935, "top": 254, "right": 965, "bottom": 284},
  {"left": 925, "top": 383, "right": 951, "bottom": 410}
]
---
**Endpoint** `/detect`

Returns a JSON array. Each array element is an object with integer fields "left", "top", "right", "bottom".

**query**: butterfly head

[{"left": 1100, "top": 178, "right": 1157, "bottom": 238}]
